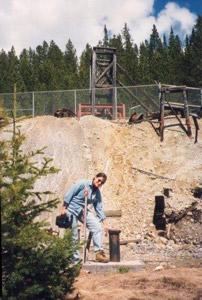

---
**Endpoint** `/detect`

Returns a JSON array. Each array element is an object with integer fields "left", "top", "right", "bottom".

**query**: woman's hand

[
  {"left": 60, "top": 206, "right": 67, "bottom": 215},
  {"left": 102, "top": 219, "right": 109, "bottom": 236},
  {"left": 84, "top": 186, "right": 89, "bottom": 198}
]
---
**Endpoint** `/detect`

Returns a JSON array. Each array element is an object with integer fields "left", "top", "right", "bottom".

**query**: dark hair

[{"left": 95, "top": 172, "right": 107, "bottom": 183}]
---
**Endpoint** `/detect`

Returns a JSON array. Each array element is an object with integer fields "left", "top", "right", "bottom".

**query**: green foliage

[
  {"left": 1, "top": 125, "right": 78, "bottom": 299},
  {"left": 186, "top": 16, "right": 202, "bottom": 86},
  {"left": 0, "top": 18, "right": 202, "bottom": 93},
  {"left": 79, "top": 43, "right": 92, "bottom": 88},
  {"left": 118, "top": 266, "right": 129, "bottom": 274}
]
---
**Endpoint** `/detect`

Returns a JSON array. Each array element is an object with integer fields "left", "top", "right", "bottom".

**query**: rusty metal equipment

[
  {"left": 54, "top": 108, "right": 76, "bottom": 118},
  {"left": 77, "top": 103, "right": 125, "bottom": 119},
  {"left": 163, "top": 188, "right": 172, "bottom": 198},
  {"left": 108, "top": 229, "right": 121, "bottom": 262}
]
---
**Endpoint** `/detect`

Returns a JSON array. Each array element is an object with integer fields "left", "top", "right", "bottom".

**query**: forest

[{"left": 0, "top": 16, "right": 201, "bottom": 94}]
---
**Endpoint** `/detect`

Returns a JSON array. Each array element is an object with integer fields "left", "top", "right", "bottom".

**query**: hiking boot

[{"left": 95, "top": 250, "right": 109, "bottom": 263}]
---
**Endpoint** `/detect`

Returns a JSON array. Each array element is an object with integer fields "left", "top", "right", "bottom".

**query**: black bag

[{"left": 55, "top": 214, "right": 73, "bottom": 229}]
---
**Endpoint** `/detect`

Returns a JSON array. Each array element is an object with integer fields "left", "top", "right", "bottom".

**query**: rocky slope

[{"left": 1, "top": 115, "right": 201, "bottom": 261}]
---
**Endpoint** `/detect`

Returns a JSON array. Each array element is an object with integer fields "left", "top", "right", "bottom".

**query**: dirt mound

[{"left": 1, "top": 115, "right": 202, "bottom": 260}]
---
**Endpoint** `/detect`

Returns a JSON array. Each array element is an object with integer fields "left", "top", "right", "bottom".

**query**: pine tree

[
  {"left": 0, "top": 50, "right": 9, "bottom": 92},
  {"left": 32, "top": 41, "right": 50, "bottom": 91},
  {"left": 103, "top": 25, "right": 109, "bottom": 46},
  {"left": 182, "top": 35, "right": 192, "bottom": 85},
  {"left": 188, "top": 16, "right": 202, "bottom": 86},
  {"left": 167, "top": 28, "right": 183, "bottom": 84},
  {"left": 47, "top": 40, "right": 66, "bottom": 90},
  {"left": 64, "top": 39, "right": 78, "bottom": 89},
  {"left": 19, "top": 49, "right": 33, "bottom": 91},
  {"left": 121, "top": 23, "right": 139, "bottom": 84},
  {"left": 148, "top": 25, "right": 164, "bottom": 83},
  {"left": 6, "top": 47, "right": 25, "bottom": 92},
  {"left": 78, "top": 43, "right": 92, "bottom": 88},
  {"left": 138, "top": 41, "right": 151, "bottom": 83},
  {"left": 1, "top": 122, "right": 78, "bottom": 299}
]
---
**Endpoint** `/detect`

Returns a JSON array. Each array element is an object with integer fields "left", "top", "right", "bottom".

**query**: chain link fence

[{"left": 0, "top": 84, "right": 201, "bottom": 119}]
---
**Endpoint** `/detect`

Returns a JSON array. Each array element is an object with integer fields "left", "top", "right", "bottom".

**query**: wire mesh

[{"left": 0, "top": 85, "right": 201, "bottom": 119}]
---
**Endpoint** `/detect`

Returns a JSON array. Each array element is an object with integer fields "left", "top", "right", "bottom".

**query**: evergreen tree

[
  {"left": 148, "top": 25, "right": 164, "bottom": 82},
  {"left": 6, "top": 47, "right": 25, "bottom": 92},
  {"left": 182, "top": 35, "right": 192, "bottom": 85},
  {"left": 103, "top": 25, "right": 109, "bottom": 46},
  {"left": 78, "top": 43, "right": 92, "bottom": 88},
  {"left": 0, "top": 50, "right": 9, "bottom": 92},
  {"left": 121, "top": 23, "right": 139, "bottom": 84},
  {"left": 138, "top": 41, "right": 151, "bottom": 83},
  {"left": 1, "top": 123, "right": 78, "bottom": 299},
  {"left": 149, "top": 25, "right": 162, "bottom": 53},
  {"left": 64, "top": 39, "right": 78, "bottom": 89},
  {"left": 188, "top": 16, "right": 202, "bottom": 86},
  {"left": 32, "top": 41, "right": 51, "bottom": 91},
  {"left": 19, "top": 49, "right": 33, "bottom": 91},
  {"left": 167, "top": 28, "right": 183, "bottom": 84},
  {"left": 149, "top": 25, "right": 171, "bottom": 84},
  {"left": 47, "top": 40, "right": 66, "bottom": 90}
]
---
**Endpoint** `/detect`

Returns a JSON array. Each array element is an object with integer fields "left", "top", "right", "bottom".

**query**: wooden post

[
  {"left": 32, "top": 92, "right": 35, "bottom": 117},
  {"left": 91, "top": 50, "right": 96, "bottom": 116},
  {"left": 159, "top": 85, "right": 165, "bottom": 142},
  {"left": 13, "top": 83, "right": 17, "bottom": 120},
  {"left": 122, "top": 103, "right": 126, "bottom": 119},
  {"left": 183, "top": 88, "right": 192, "bottom": 137},
  {"left": 77, "top": 103, "right": 81, "bottom": 119},
  {"left": 74, "top": 90, "right": 77, "bottom": 115},
  {"left": 112, "top": 53, "right": 117, "bottom": 120}
]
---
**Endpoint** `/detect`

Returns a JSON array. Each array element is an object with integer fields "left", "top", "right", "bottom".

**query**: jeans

[{"left": 67, "top": 211, "right": 103, "bottom": 262}]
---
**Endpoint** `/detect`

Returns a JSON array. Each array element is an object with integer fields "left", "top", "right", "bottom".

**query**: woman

[{"left": 60, "top": 172, "right": 109, "bottom": 263}]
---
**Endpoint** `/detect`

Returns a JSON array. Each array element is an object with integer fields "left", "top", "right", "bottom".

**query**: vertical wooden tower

[{"left": 91, "top": 47, "right": 117, "bottom": 119}]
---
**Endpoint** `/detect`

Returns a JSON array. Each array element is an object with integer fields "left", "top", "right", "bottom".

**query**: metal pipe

[{"left": 108, "top": 229, "right": 121, "bottom": 262}]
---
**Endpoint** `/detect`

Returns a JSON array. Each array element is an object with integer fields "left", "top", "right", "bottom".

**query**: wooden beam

[
  {"left": 91, "top": 50, "right": 96, "bottom": 115},
  {"left": 117, "top": 63, "right": 159, "bottom": 110},
  {"left": 112, "top": 53, "right": 117, "bottom": 120},
  {"left": 104, "top": 210, "right": 122, "bottom": 217},
  {"left": 117, "top": 80, "right": 151, "bottom": 113},
  {"left": 96, "top": 61, "right": 113, "bottom": 84}
]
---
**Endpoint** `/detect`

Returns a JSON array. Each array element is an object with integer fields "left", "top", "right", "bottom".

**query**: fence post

[
  {"left": 13, "top": 83, "right": 17, "bottom": 120},
  {"left": 74, "top": 90, "right": 77, "bottom": 115},
  {"left": 32, "top": 92, "right": 35, "bottom": 117}
]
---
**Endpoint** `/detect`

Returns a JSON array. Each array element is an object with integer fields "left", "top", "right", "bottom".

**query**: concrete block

[{"left": 83, "top": 260, "right": 145, "bottom": 273}]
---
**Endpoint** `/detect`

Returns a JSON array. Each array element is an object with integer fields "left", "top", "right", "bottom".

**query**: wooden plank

[{"left": 104, "top": 210, "right": 122, "bottom": 217}]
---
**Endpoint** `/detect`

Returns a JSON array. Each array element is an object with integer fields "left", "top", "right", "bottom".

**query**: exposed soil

[{"left": 69, "top": 267, "right": 202, "bottom": 300}]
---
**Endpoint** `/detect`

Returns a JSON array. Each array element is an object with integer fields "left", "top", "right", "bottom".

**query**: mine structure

[
  {"left": 79, "top": 46, "right": 158, "bottom": 120},
  {"left": 148, "top": 84, "right": 200, "bottom": 143},
  {"left": 70, "top": 46, "right": 201, "bottom": 142}
]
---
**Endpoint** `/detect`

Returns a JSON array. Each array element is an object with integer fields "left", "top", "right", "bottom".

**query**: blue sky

[
  {"left": 154, "top": 0, "right": 202, "bottom": 15},
  {"left": 0, "top": 0, "right": 200, "bottom": 55}
]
